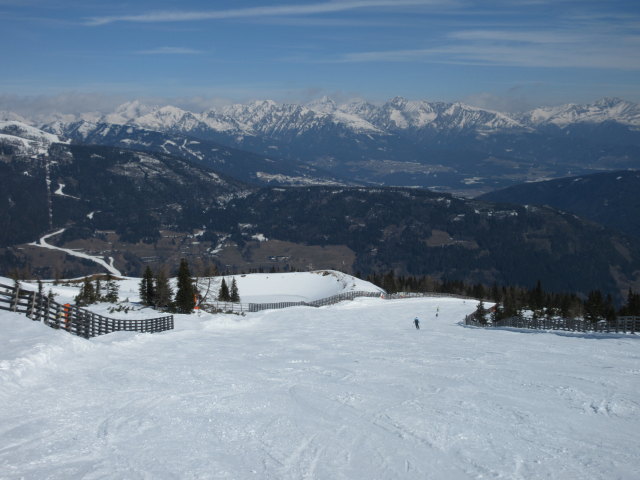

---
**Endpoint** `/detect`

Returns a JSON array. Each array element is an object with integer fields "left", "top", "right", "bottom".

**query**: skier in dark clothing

[{"left": 414, "top": 317, "right": 420, "bottom": 329}]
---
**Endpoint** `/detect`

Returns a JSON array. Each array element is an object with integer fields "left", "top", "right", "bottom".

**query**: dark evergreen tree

[
  {"left": 381, "top": 270, "right": 397, "bottom": 293},
  {"left": 471, "top": 283, "right": 486, "bottom": 300},
  {"left": 230, "top": 278, "right": 240, "bottom": 302},
  {"left": 218, "top": 278, "right": 231, "bottom": 301},
  {"left": 530, "top": 280, "right": 544, "bottom": 310},
  {"left": 474, "top": 300, "right": 487, "bottom": 325},
  {"left": 154, "top": 268, "right": 173, "bottom": 310},
  {"left": 490, "top": 282, "right": 501, "bottom": 303},
  {"left": 619, "top": 289, "right": 640, "bottom": 316},
  {"left": 584, "top": 290, "right": 604, "bottom": 322},
  {"left": 139, "top": 266, "right": 155, "bottom": 306},
  {"left": 175, "top": 259, "right": 196, "bottom": 314},
  {"left": 559, "top": 293, "right": 572, "bottom": 318},
  {"left": 603, "top": 294, "right": 617, "bottom": 322},
  {"left": 94, "top": 278, "right": 102, "bottom": 301},
  {"left": 75, "top": 278, "right": 96, "bottom": 306},
  {"left": 501, "top": 287, "right": 518, "bottom": 318},
  {"left": 630, "top": 290, "right": 640, "bottom": 315},
  {"left": 104, "top": 274, "right": 119, "bottom": 303}
]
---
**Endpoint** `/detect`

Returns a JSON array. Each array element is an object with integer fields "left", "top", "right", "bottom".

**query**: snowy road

[
  {"left": 30, "top": 229, "right": 121, "bottom": 276},
  {"left": 1, "top": 297, "right": 639, "bottom": 479}
]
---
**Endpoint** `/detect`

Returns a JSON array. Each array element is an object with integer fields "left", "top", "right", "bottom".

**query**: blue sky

[{"left": 1, "top": 0, "right": 639, "bottom": 113}]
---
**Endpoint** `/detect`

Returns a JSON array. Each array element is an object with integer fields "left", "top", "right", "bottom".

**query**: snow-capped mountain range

[
  {"left": 3, "top": 96, "right": 640, "bottom": 195},
  {"left": 3, "top": 113, "right": 640, "bottom": 298},
  {"left": 0, "top": 121, "right": 67, "bottom": 157},
  {"left": 518, "top": 97, "right": 640, "bottom": 128},
  {"left": 32, "top": 96, "right": 640, "bottom": 139}
]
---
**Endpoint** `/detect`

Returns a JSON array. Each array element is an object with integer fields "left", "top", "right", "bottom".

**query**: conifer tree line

[
  {"left": 75, "top": 274, "right": 119, "bottom": 306},
  {"left": 138, "top": 259, "right": 241, "bottom": 313},
  {"left": 139, "top": 265, "right": 174, "bottom": 311},
  {"left": 365, "top": 271, "right": 640, "bottom": 321},
  {"left": 71, "top": 259, "right": 243, "bottom": 314},
  {"left": 216, "top": 277, "right": 240, "bottom": 302}
]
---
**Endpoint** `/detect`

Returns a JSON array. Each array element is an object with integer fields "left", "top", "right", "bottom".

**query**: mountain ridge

[
  {"left": 479, "top": 170, "right": 640, "bottom": 239},
  {"left": 2, "top": 123, "right": 639, "bottom": 301},
  {"left": 7, "top": 96, "right": 639, "bottom": 132},
  {"left": 28, "top": 96, "right": 639, "bottom": 195}
]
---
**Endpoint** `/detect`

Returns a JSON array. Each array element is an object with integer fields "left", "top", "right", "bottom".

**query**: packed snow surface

[
  {"left": 211, "top": 270, "right": 383, "bottom": 303},
  {"left": 1, "top": 293, "right": 639, "bottom": 479},
  {"left": 12, "top": 270, "right": 383, "bottom": 307}
]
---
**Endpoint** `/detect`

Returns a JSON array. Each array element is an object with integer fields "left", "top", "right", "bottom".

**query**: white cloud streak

[
  {"left": 134, "top": 47, "right": 204, "bottom": 55},
  {"left": 85, "top": 0, "right": 449, "bottom": 26},
  {"left": 337, "top": 29, "right": 640, "bottom": 70}
]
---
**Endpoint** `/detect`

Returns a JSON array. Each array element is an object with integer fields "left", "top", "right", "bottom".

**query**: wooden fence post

[
  {"left": 42, "top": 293, "right": 48, "bottom": 322},
  {"left": 11, "top": 284, "right": 20, "bottom": 312},
  {"left": 28, "top": 291, "right": 37, "bottom": 320}
]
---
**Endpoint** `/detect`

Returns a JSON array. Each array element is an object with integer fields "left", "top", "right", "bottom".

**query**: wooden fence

[
  {"left": 0, "top": 282, "right": 173, "bottom": 338},
  {"left": 464, "top": 313, "right": 640, "bottom": 334},
  {"left": 203, "top": 290, "right": 475, "bottom": 314},
  {"left": 201, "top": 290, "right": 383, "bottom": 314}
]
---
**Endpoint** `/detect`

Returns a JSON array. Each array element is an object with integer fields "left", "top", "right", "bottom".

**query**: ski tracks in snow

[{"left": 2, "top": 298, "right": 640, "bottom": 479}]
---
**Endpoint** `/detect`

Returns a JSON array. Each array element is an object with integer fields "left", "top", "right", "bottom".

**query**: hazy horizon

[
  {"left": 1, "top": 91, "right": 637, "bottom": 124},
  {"left": 1, "top": 0, "right": 639, "bottom": 117}
]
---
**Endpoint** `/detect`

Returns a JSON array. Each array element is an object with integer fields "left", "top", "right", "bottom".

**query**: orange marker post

[
  {"left": 194, "top": 294, "right": 200, "bottom": 315},
  {"left": 63, "top": 303, "right": 71, "bottom": 330}
]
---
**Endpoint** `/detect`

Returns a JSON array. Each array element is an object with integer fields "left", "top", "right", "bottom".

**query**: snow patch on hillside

[
  {"left": 255, "top": 172, "right": 344, "bottom": 186},
  {"left": 0, "top": 121, "right": 67, "bottom": 156}
]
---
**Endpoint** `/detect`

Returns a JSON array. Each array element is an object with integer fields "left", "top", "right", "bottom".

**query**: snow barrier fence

[
  {"left": 464, "top": 313, "right": 640, "bottom": 334},
  {"left": 0, "top": 282, "right": 174, "bottom": 338},
  {"left": 203, "top": 290, "right": 478, "bottom": 314}
]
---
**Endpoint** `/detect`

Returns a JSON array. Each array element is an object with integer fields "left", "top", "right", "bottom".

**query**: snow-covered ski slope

[
  {"left": 13, "top": 270, "right": 383, "bottom": 306},
  {"left": 1, "top": 296, "right": 639, "bottom": 479},
  {"left": 203, "top": 270, "right": 384, "bottom": 303}
]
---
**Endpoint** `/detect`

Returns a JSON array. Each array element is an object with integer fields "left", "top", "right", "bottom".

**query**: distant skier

[{"left": 414, "top": 317, "right": 420, "bottom": 329}]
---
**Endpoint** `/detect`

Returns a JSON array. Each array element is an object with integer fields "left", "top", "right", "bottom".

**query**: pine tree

[
  {"left": 629, "top": 290, "right": 640, "bottom": 315},
  {"left": 474, "top": 300, "right": 487, "bottom": 325},
  {"left": 175, "top": 259, "right": 196, "bottom": 314},
  {"left": 139, "top": 272, "right": 148, "bottom": 304},
  {"left": 530, "top": 280, "right": 544, "bottom": 310},
  {"left": 139, "top": 266, "right": 155, "bottom": 306},
  {"left": 75, "top": 278, "right": 96, "bottom": 306},
  {"left": 620, "top": 289, "right": 640, "bottom": 316},
  {"left": 104, "top": 274, "right": 119, "bottom": 303},
  {"left": 230, "top": 278, "right": 240, "bottom": 302},
  {"left": 471, "top": 283, "right": 486, "bottom": 300},
  {"left": 490, "top": 282, "right": 501, "bottom": 303},
  {"left": 94, "top": 278, "right": 102, "bottom": 302},
  {"left": 584, "top": 290, "right": 604, "bottom": 322},
  {"left": 218, "top": 278, "right": 230, "bottom": 301},
  {"left": 381, "top": 270, "right": 396, "bottom": 294},
  {"left": 603, "top": 294, "right": 617, "bottom": 322},
  {"left": 154, "top": 268, "right": 173, "bottom": 310}
]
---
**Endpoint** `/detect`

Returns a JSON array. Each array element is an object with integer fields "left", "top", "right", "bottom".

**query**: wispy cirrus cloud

[
  {"left": 336, "top": 28, "right": 640, "bottom": 70},
  {"left": 85, "top": 0, "right": 451, "bottom": 26},
  {"left": 134, "top": 47, "right": 204, "bottom": 55}
]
